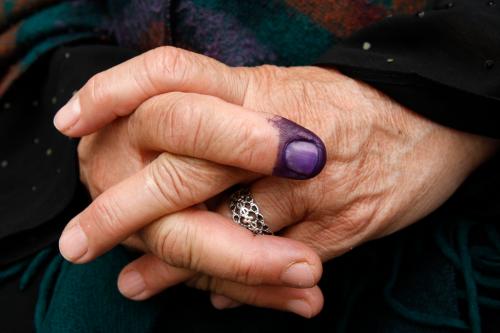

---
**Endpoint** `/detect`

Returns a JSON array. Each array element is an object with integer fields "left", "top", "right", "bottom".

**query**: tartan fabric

[{"left": 0, "top": 0, "right": 426, "bottom": 96}]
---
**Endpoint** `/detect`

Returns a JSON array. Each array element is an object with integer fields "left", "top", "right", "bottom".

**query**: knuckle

[
  {"left": 233, "top": 251, "right": 263, "bottom": 285},
  {"left": 86, "top": 72, "right": 111, "bottom": 108},
  {"left": 149, "top": 220, "right": 199, "bottom": 270},
  {"left": 127, "top": 96, "right": 164, "bottom": 142},
  {"left": 296, "top": 197, "right": 381, "bottom": 259},
  {"left": 331, "top": 197, "right": 381, "bottom": 243},
  {"left": 88, "top": 196, "right": 124, "bottom": 236},
  {"left": 151, "top": 223, "right": 180, "bottom": 263},
  {"left": 246, "top": 65, "right": 282, "bottom": 104},
  {"left": 336, "top": 215, "right": 369, "bottom": 241},
  {"left": 135, "top": 93, "right": 201, "bottom": 152},
  {"left": 254, "top": 64, "right": 282, "bottom": 84},
  {"left": 262, "top": 183, "right": 304, "bottom": 222},
  {"left": 165, "top": 94, "right": 197, "bottom": 141},
  {"left": 150, "top": 46, "right": 189, "bottom": 84},
  {"left": 336, "top": 204, "right": 373, "bottom": 238},
  {"left": 147, "top": 153, "right": 225, "bottom": 207},
  {"left": 136, "top": 52, "right": 161, "bottom": 94},
  {"left": 166, "top": 94, "right": 205, "bottom": 154},
  {"left": 145, "top": 154, "right": 188, "bottom": 208},
  {"left": 230, "top": 67, "right": 252, "bottom": 105},
  {"left": 248, "top": 65, "right": 285, "bottom": 92},
  {"left": 229, "top": 121, "right": 265, "bottom": 167},
  {"left": 127, "top": 96, "right": 163, "bottom": 143}
]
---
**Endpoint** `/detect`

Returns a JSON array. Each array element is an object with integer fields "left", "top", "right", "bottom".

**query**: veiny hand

[
  {"left": 56, "top": 47, "right": 498, "bottom": 317},
  {"left": 58, "top": 47, "right": 329, "bottom": 317}
]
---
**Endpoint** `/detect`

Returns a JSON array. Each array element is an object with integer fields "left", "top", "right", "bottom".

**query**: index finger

[
  {"left": 58, "top": 152, "right": 251, "bottom": 263},
  {"left": 53, "top": 46, "right": 247, "bottom": 136}
]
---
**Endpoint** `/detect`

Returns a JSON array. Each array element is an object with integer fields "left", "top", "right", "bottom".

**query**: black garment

[
  {"left": 315, "top": 0, "right": 500, "bottom": 231},
  {"left": 0, "top": 45, "right": 138, "bottom": 265},
  {"left": 0, "top": 45, "right": 140, "bottom": 332},
  {"left": 318, "top": 0, "right": 500, "bottom": 139}
]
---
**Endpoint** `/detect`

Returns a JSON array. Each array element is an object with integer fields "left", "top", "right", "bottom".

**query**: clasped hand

[{"left": 54, "top": 47, "right": 497, "bottom": 317}]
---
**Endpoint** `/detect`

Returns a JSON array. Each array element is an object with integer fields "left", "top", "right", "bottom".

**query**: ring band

[{"left": 229, "top": 188, "right": 272, "bottom": 235}]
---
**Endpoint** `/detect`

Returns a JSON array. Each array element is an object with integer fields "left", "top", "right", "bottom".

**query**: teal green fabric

[
  {"left": 327, "top": 215, "right": 500, "bottom": 333},
  {"left": 34, "top": 247, "right": 161, "bottom": 333},
  {"left": 1, "top": 247, "right": 161, "bottom": 332},
  {"left": 15, "top": 1, "right": 104, "bottom": 68}
]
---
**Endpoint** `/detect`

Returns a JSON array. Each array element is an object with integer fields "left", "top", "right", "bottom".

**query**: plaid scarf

[{"left": 0, "top": 0, "right": 425, "bottom": 96}]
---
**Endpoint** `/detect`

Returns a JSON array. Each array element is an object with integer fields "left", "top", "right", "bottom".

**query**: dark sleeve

[
  {"left": 316, "top": 0, "right": 500, "bottom": 139},
  {"left": 0, "top": 45, "right": 138, "bottom": 265}
]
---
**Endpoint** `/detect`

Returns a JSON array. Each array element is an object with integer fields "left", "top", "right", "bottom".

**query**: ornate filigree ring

[{"left": 229, "top": 188, "right": 272, "bottom": 235}]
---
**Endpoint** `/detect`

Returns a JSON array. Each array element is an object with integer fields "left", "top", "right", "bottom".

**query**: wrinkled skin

[{"left": 56, "top": 47, "right": 497, "bottom": 317}]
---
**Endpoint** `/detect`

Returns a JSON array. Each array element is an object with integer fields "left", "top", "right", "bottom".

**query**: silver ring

[{"left": 229, "top": 188, "right": 272, "bottom": 235}]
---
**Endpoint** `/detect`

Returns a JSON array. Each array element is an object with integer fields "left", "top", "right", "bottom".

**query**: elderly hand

[{"left": 56, "top": 47, "right": 498, "bottom": 317}]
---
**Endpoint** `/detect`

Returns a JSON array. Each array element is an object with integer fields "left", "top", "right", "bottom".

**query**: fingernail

[
  {"left": 285, "top": 141, "right": 321, "bottom": 175},
  {"left": 281, "top": 262, "right": 315, "bottom": 287},
  {"left": 270, "top": 117, "right": 326, "bottom": 180},
  {"left": 119, "top": 270, "right": 146, "bottom": 299},
  {"left": 286, "top": 300, "right": 312, "bottom": 318},
  {"left": 211, "top": 294, "right": 242, "bottom": 310},
  {"left": 59, "top": 223, "right": 88, "bottom": 261},
  {"left": 53, "top": 95, "right": 81, "bottom": 132}
]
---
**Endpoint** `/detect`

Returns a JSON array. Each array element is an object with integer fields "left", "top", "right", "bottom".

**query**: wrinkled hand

[
  {"left": 58, "top": 47, "right": 498, "bottom": 317},
  {"left": 76, "top": 112, "right": 324, "bottom": 317}
]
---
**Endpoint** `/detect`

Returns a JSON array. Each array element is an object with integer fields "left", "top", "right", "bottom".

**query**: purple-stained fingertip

[
  {"left": 270, "top": 117, "right": 326, "bottom": 180},
  {"left": 285, "top": 141, "right": 321, "bottom": 176}
]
